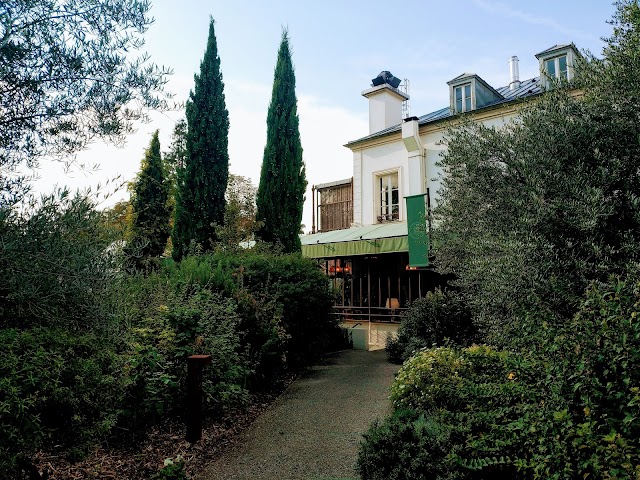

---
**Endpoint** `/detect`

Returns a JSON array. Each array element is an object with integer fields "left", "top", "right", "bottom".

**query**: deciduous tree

[{"left": 216, "top": 174, "right": 261, "bottom": 250}]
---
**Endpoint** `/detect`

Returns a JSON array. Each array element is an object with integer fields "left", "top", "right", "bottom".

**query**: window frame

[
  {"left": 454, "top": 83, "right": 473, "bottom": 113},
  {"left": 544, "top": 54, "right": 568, "bottom": 80},
  {"left": 374, "top": 169, "right": 400, "bottom": 223}
]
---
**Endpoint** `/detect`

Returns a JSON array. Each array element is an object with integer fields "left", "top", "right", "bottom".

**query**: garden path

[{"left": 196, "top": 349, "right": 398, "bottom": 480}]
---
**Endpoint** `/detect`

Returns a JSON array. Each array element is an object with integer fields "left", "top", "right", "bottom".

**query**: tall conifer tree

[
  {"left": 256, "top": 30, "right": 307, "bottom": 252},
  {"left": 127, "top": 130, "right": 170, "bottom": 269},
  {"left": 172, "top": 18, "right": 229, "bottom": 261}
]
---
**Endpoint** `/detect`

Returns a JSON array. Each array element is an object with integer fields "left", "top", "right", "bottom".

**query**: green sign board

[{"left": 405, "top": 194, "right": 429, "bottom": 267}]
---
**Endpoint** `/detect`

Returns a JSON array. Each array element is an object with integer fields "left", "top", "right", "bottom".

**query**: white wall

[
  {"left": 351, "top": 109, "right": 520, "bottom": 227},
  {"left": 356, "top": 141, "right": 407, "bottom": 225}
]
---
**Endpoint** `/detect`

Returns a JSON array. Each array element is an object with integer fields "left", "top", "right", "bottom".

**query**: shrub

[
  {"left": 386, "top": 289, "right": 475, "bottom": 363},
  {"left": 358, "top": 409, "right": 461, "bottom": 480},
  {"left": 115, "top": 275, "right": 249, "bottom": 437},
  {"left": 0, "top": 191, "right": 121, "bottom": 332},
  {"left": 366, "top": 275, "right": 640, "bottom": 479},
  {"left": 0, "top": 191, "right": 128, "bottom": 474},
  {"left": 161, "top": 252, "right": 338, "bottom": 379},
  {"left": 520, "top": 274, "right": 640, "bottom": 478},
  {"left": 0, "top": 327, "right": 124, "bottom": 472},
  {"left": 363, "top": 345, "right": 530, "bottom": 479},
  {"left": 390, "top": 347, "right": 465, "bottom": 413},
  {"left": 222, "top": 252, "right": 338, "bottom": 367}
]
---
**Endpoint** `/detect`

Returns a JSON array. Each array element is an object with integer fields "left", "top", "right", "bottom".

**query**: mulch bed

[{"left": 31, "top": 376, "right": 295, "bottom": 480}]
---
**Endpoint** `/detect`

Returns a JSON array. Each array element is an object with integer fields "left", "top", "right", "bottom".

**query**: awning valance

[{"left": 301, "top": 223, "right": 408, "bottom": 258}]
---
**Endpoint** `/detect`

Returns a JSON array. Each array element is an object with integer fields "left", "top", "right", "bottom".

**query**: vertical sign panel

[{"left": 405, "top": 194, "right": 429, "bottom": 267}]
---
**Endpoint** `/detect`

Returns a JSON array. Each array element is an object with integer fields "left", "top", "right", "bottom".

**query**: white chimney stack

[
  {"left": 509, "top": 55, "right": 520, "bottom": 90},
  {"left": 362, "top": 71, "right": 409, "bottom": 134}
]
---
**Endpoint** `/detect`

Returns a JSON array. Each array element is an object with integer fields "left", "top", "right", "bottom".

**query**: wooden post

[{"left": 186, "top": 354, "right": 212, "bottom": 443}]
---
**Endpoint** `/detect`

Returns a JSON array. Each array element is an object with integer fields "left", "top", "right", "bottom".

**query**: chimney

[
  {"left": 362, "top": 71, "right": 410, "bottom": 134},
  {"left": 509, "top": 56, "right": 520, "bottom": 90}
]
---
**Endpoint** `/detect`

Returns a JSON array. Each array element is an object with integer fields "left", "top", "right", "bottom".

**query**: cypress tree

[
  {"left": 256, "top": 30, "right": 307, "bottom": 252},
  {"left": 172, "top": 17, "right": 229, "bottom": 261},
  {"left": 127, "top": 130, "right": 170, "bottom": 269}
]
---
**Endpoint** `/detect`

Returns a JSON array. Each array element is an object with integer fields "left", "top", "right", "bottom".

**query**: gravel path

[{"left": 196, "top": 349, "right": 398, "bottom": 480}]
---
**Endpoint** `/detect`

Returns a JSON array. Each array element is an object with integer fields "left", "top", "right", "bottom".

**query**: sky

[{"left": 32, "top": 0, "right": 616, "bottom": 232}]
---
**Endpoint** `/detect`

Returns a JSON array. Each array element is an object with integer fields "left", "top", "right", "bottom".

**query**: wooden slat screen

[{"left": 318, "top": 182, "right": 352, "bottom": 232}]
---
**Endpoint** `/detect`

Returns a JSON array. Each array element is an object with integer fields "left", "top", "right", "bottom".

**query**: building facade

[{"left": 302, "top": 45, "right": 580, "bottom": 350}]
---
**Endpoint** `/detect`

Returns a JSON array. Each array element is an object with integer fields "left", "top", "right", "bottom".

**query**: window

[
  {"left": 544, "top": 55, "right": 568, "bottom": 80},
  {"left": 454, "top": 83, "right": 472, "bottom": 113},
  {"left": 377, "top": 172, "right": 399, "bottom": 222}
]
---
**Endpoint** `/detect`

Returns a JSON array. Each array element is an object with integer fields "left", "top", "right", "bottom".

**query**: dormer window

[
  {"left": 536, "top": 44, "right": 581, "bottom": 89},
  {"left": 544, "top": 54, "right": 568, "bottom": 80},
  {"left": 454, "top": 83, "right": 472, "bottom": 113},
  {"left": 447, "top": 73, "right": 504, "bottom": 114}
]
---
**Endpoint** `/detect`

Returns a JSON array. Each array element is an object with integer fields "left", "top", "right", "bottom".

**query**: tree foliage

[
  {"left": 164, "top": 119, "right": 188, "bottom": 176},
  {"left": 0, "top": 0, "right": 171, "bottom": 204},
  {"left": 386, "top": 289, "right": 475, "bottom": 364},
  {"left": 434, "top": 0, "right": 640, "bottom": 346},
  {"left": 103, "top": 200, "right": 133, "bottom": 240},
  {"left": 0, "top": 190, "right": 121, "bottom": 331},
  {"left": 215, "top": 174, "right": 261, "bottom": 251},
  {"left": 126, "top": 130, "right": 170, "bottom": 270},
  {"left": 172, "top": 18, "right": 229, "bottom": 261},
  {"left": 256, "top": 30, "right": 306, "bottom": 253}
]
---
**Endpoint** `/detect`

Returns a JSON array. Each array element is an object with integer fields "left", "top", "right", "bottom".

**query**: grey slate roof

[
  {"left": 448, "top": 72, "right": 477, "bottom": 82},
  {"left": 346, "top": 76, "right": 542, "bottom": 147},
  {"left": 535, "top": 44, "right": 573, "bottom": 58}
]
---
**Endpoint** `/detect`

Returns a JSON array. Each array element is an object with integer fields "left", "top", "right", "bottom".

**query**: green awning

[{"left": 301, "top": 223, "right": 408, "bottom": 258}]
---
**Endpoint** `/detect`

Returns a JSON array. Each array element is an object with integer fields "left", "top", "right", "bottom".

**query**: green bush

[
  {"left": 386, "top": 289, "right": 475, "bottom": 363},
  {"left": 519, "top": 275, "right": 640, "bottom": 478},
  {"left": 115, "top": 275, "right": 249, "bottom": 437},
  {"left": 161, "top": 252, "right": 338, "bottom": 380},
  {"left": 390, "top": 347, "right": 465, "bottom": 413},
  {"left": 0, "top": 327, "right": 124, "bottom": 472},
  {"left": 365, "top": 275, "right": 640, "bottom": 479},
  {"left": 362, "top": 345, "right": 530, "bottom": 479},
  {"left": 358, "top": 409, "right": 461, "bottom": 480},
  {"left": 213, "top": 252, "right": 338, "bottom": 367},
  {"left": 0, "top": 191, "right": 127, "bottom": 474},
  {"left": 0, "top": 191, "right": 121, "bottom": 332}
]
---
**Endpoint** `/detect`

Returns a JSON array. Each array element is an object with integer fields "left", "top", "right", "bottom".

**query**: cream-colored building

[{"left": 302, "top": 44, "right": 580, "bottom": 350}]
